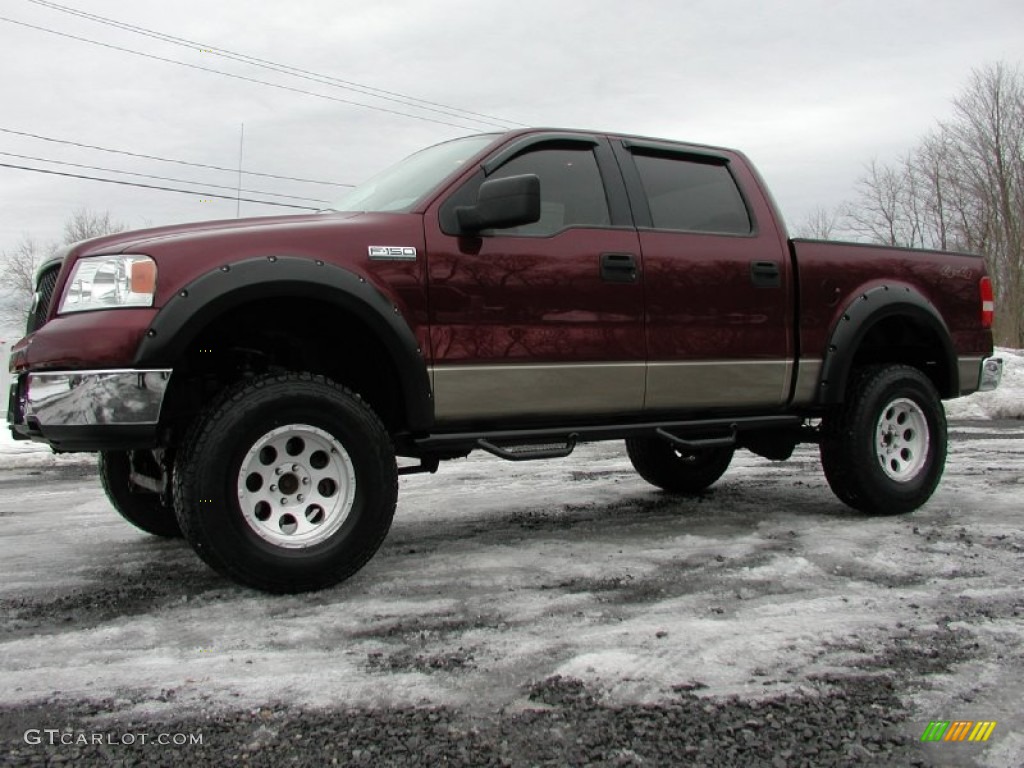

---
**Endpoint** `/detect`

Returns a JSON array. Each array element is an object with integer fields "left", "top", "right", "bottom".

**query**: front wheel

[
  {"left": 626, "top": 438, "right": 734, "bottom": 494},
  {"left": 820, "top": 365, "right": 947, "bottom": 514},
  {"left": 173, "top": 373, "right": 397, "bottom": 593}
]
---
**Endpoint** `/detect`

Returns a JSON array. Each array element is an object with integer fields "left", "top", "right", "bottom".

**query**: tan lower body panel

[
  {"left": 432, "top": 359, "right": 806, "bottom": 422},
  {"left": 645, "top": 360, "right": 793, "bottom": 410},
  {"left": 431, "top": 363, "right": 645, "bottom": 422},
  {"left": 791, "top": 359, "right": 822, "bottom": 406}
]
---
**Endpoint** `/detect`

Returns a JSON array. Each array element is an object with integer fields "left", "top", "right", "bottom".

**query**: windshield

[{"left": 325, "top": 134, "right": 498, "bottom": 213}]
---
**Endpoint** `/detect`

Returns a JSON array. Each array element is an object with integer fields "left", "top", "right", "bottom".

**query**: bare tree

[
  {"left": 2, "top": 237, "right": 52, "bottom": 299},
  {"left": 62, "top": 208, "right": 127, "bottom": 245},
  {"left": 946, "top": 63, "right": 1024, "bottom": 347},
  {"left": 839, "top": 62, "right": 1024, "bottom": 347},
  {"left": 0, "top": 208, "right": 127, "bottom": 330},
  {"left": 844, "top": 158, "right": 913, "bottom": 246},
  {"left": 913, "top": 130, "right": 956, "bottom": 251},
  {"left": 0, "top": 237, "right": 56, "bottom": 329},
  {"left": 792, "top": 205, "right": 843, "bottom": 240}
]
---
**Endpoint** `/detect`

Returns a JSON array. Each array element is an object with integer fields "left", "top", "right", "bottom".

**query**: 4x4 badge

[{"left": 368, "top": 246, "right": 417, "bottom": 261}]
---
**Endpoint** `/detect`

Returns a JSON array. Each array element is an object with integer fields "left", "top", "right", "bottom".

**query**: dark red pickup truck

[{"left": 8, "top": 128, "right": 1003, "bottom": 593}]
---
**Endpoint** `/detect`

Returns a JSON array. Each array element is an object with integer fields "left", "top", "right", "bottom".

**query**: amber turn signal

[{"left": 131, "top": 258, "right": 157, "bottom": 295}]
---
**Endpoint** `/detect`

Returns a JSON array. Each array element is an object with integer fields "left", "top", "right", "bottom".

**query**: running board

[
  {"left": 477, "top": 434, "right": 577, "bottom": 461},
  {"left": 412, "top": 415, "right": 801, "bottom": 457},
  {"left": 655, "top": 427, "right": 736, "bottom": 450}
]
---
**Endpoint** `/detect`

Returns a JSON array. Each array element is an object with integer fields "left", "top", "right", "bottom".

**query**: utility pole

[{"left": 235, "top": 122, "right": 245, "bottom": 218}]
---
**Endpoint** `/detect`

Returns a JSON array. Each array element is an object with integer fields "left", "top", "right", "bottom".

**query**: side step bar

[
  {"left": 654, "top": 427, "right": 736, "bottom": 450},
  {"left": 411, "top": 414, "right": 801, "bottom": 462},
  {"left": 477, "top": 434, "right": 578, "bottom": 461}
]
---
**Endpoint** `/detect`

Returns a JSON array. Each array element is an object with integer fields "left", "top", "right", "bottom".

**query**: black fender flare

[
  {"left": 816, "top": 283, "right": 958, "bottom": 404},
  {"left": 133, "top": 255, "right": 433, "bottom": 430}
]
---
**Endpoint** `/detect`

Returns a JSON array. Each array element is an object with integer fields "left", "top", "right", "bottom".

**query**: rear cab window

[{"left": 630, "top": 151, "right": 752, "bottom": 235}]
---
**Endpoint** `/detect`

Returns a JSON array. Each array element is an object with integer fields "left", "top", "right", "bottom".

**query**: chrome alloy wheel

[
  {"left": 237, "top": 424, "right": 356, "bottom": 548},
  {"left": 875, "top": 398, "right": 930, "bottom": 482}
]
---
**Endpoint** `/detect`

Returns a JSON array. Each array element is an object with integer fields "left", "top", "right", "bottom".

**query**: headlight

[{"left": 58, "top": 254, "right": 157, "bottom": 313}]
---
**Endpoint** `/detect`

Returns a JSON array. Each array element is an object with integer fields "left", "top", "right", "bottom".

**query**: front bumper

[{"left": 7, "top": 369, "right": 172, "bottom": 451}]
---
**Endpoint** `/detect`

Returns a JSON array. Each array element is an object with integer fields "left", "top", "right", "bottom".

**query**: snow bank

[
  {"left": 945, "top": 347, "right": 1024, "bottom": 420},
  {"left": 0, "top": 428, "right": 95, "bottom": 469}
]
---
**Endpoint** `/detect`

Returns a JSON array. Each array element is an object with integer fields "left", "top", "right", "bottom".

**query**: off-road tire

[
  {"left": 820, "top": 364, "right": 947, "bottom": 514},
  {"left": 173, "top": 372, "right": 397, "bottom": 593},
  {"left": 626, "top": 438, "right": 734, "bottom": 494},
  {"left": 98, "top": 451, "right": 181, "bottom": 538}
]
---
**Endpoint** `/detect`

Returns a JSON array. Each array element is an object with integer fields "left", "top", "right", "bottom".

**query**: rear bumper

[
  {"left": 7, "top": 369, "right": 171, "bottom": 451},
  {"left": 957, "top": 355, "right": 1003, "bottom": 395},
  {"left": 979, "top": 356, "right": 1003, "bottom": 392}
]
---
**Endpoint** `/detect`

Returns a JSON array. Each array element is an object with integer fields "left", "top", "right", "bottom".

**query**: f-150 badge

[{"left": 368, "top": 246, "right": 417, "bottom": 260}]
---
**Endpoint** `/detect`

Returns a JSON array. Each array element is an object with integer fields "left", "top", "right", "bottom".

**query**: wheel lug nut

[
  {"left": 270, "top": 484, "right": 277, "bottom": 492},
  {"left": 292, "top": 464, "right": 299, "bottom": 471},
  {"left": 297, "top": 494, "right": 304, "bottom": 502},
  {"left": 302, "top": 477, "right": 310, "bottom": 485},
  {"left": 281, "top": 498, "right": 287, "bottom": 505},
  {"left": 275, "top": 467, "right": 283, "bottom": 475}
]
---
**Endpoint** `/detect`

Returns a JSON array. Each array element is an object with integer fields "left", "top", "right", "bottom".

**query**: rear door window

[{"left": 632, "top": 153, "right": 751, "bottom": 235}]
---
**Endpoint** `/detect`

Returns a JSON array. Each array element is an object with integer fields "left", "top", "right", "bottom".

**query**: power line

[
  {"left": 1, "top": 15, "right": 494, "bottom": 132},
  {"left": 0, "top": 151, "right": 332, "bottom": 203},
  {"left": 0, "top": 127, "right": 354, "bottom": 187},
  {"left": 0, "top": 162, "right": 321, "bottom": 210},
  {"left": 24, "top": 0, "right": 525, "bottom": 130}
]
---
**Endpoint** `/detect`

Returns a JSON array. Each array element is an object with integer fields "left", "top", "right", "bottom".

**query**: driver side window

[{"left": 486, "top": 146, "right": 611, "bottom": 236}]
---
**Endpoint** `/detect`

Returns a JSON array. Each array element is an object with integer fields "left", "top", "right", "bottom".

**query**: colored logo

[{"left": 921, "top": 721, "right": 997, "bottom": 742}]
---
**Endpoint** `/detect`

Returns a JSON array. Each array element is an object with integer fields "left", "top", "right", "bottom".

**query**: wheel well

[
  {"left": 160, "top": 297, "right": 407, "bottom": 435},
  {"left": 848, "top": 314, "right": 954, "bottom": 398}
]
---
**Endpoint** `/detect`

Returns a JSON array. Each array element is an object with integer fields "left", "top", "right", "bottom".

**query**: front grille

[{"left": 27, "top": 264, "right": 60, "bottom": 334}]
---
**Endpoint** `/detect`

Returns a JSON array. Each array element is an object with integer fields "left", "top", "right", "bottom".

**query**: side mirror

[{"left": 455, "top": 174, "right": 541, "bottom": 233}]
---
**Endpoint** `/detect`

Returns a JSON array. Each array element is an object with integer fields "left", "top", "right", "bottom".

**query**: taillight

[{"left": 980, "top": 276, "right": 994, "bottom": 328}]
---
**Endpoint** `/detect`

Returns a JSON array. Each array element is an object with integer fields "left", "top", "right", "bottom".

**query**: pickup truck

[{"left": 7, "top": 128, "right": 1003, "bottom": 593}]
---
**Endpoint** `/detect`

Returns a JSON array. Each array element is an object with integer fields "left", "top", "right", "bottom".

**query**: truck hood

[{"left": 76, "top": 212, "right": 363, "bottom": 256}]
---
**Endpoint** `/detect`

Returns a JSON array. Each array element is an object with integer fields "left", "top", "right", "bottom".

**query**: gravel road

[{"left": 1, "top": 421, "right": 1022, "bottom": 766}]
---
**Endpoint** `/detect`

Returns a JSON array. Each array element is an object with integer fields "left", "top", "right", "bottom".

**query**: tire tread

[
  {"left": 820, "top": 364, "right": 946, "bottom": 514},
  {"left": 173, "top": 372, "right": 397, "bottom": 593}
]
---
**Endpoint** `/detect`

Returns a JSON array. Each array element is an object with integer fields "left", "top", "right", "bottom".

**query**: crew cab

[{"left": 7, "top": 128, "right": 1003, "bottom": 593}]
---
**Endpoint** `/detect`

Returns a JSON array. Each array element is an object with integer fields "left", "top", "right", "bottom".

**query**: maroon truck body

[{"left": 7, "top": 128, "right": 1001, "bottom": 593}]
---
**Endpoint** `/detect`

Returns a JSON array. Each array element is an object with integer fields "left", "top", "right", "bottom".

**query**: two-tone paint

[{"left": 8, "top": 128, "right": 997, "bottom": 451}]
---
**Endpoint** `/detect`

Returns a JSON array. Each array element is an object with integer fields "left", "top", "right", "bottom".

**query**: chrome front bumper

[
  {"left": 979, "top": 356, "right": 1003, "bottom": 392},
  {"left": 8, "top": 369, "right": 171, "bottom": 450}
]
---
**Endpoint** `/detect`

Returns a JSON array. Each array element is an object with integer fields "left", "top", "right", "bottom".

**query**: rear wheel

[
  {"left": 173, "top": 372, "right": 397, "bottom": 593},
  {"left": 626, "top": 438, "right": 734, "bottom": 494},
  {"left": 98, "top": 451, "right": 181, "bottom": 538},
  {"left": 820, "top": 364, "right": 946, "bottom": 514}
]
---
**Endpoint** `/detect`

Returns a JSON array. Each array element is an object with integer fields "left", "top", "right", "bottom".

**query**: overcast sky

[{"left": 1, "top": 0, "right": 1022, "bottom": 254}]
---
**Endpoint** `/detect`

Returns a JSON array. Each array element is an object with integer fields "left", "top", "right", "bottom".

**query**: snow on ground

[
  {"left": 946, "top": 347, "right": 1024, "bottom": 420},
  {"left": 1, "top": 351, "right": 1021, "bottom": 763},
  {"left": 1, "top": 428, "right": 1022, "bottom": 761},
  {"left": 0, "top": 428, "right": 95, "bottom": 469}
]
